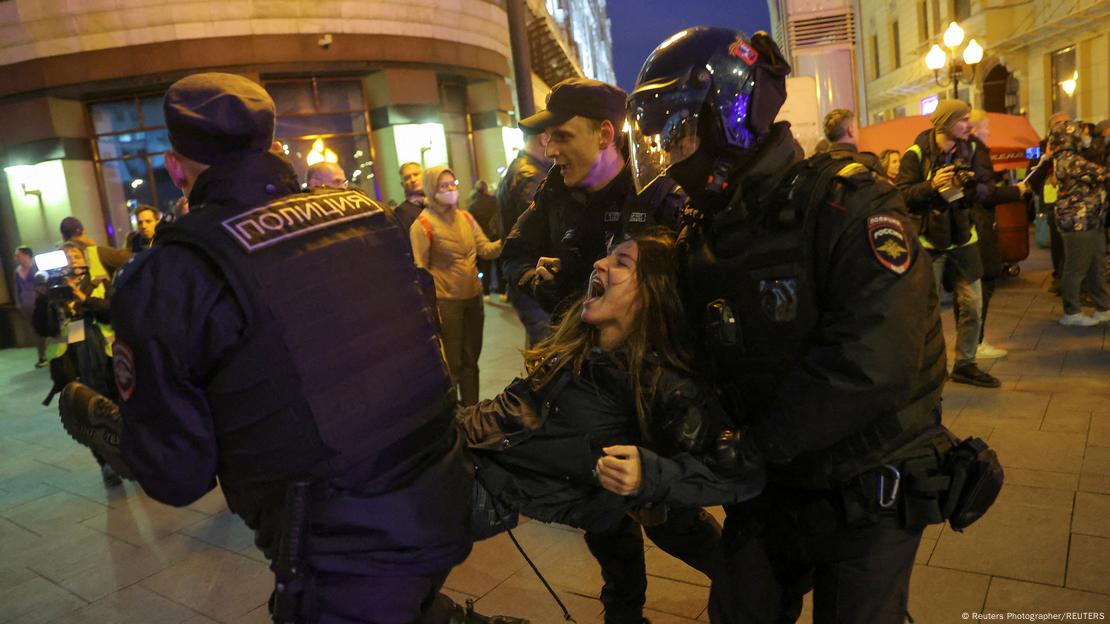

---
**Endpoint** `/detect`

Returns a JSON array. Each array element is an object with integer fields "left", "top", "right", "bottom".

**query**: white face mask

[
  {"left": 435, "top": 190, "right": 459, "bottom": 206},
  {"left": 1082, "top": 136, "right": 1092, "bottom": 148}
]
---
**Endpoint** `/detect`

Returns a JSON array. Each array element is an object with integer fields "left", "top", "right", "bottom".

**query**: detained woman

[
  {"left": 458, "top": 227, "right": 762, "bottom": 624},
  {"left": 410, "top": 166, "right": 502, "bottom": 405}
]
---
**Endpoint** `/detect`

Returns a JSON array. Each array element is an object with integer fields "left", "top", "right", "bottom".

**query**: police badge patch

[
  {"left": 867, "top": 215, "right": 911, "bottom": 275},
  {"left": 114, "top": 340, "right": 136, "bottom": 401}
]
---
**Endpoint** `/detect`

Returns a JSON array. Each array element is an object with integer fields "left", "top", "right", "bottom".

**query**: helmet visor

[{"left": 627, "top": 103, "right": 700, "bottom": 194}]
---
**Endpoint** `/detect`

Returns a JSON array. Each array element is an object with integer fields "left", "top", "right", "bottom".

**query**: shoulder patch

[
  {"left": 221, "top": 190, "right": 381, "bottom": 252},
  {"left": 113, "top": 340, "right": 136, "bottom": 401},
  {"left": 867, "top": 214, "right": 911, "bottom": 275}
]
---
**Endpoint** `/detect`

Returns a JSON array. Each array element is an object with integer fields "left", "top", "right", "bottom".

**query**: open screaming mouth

[{"left": 586, "top": 275, "right": 606, "bottom": 301}]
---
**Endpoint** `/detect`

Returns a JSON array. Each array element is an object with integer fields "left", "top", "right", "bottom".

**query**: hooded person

[
  {"left": 409, "top": 164, "right": 502, "bottom": 406},
  {"left": 1049, "top": 120, "right": 1110, "bottom": 326}
]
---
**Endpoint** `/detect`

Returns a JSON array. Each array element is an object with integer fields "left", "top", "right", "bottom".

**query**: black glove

[
  {"left": 708, "top": 429, "right": 765, "bottom": 478},
  {"left": 58, "top": 382, "right": 135, "bottom": 480}
]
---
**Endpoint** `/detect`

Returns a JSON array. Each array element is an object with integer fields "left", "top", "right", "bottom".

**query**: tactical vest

[
  {"left": 684, "top": 154, "right": 943, "bottom": 485},
  {"left": 155, "top": 188, "right": 455, "bottom": 525},
  {"left": 683, "top": 158, "right": 823, "bottom": 414}
]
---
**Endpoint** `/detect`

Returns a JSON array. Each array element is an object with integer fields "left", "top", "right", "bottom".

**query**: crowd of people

[
  {"left": 811, "top": 101, "right": 1110, "bottom": 389},
  {"left": 14, "top": 22, "right": 1105, "bottom": 624}
]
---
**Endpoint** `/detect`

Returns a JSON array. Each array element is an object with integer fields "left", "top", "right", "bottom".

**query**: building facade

[
  {"left": 0, "top": 0, "right": 614, "bottom": 317},
  {"left": 767, "top": 0, "right": 864, "bottom": 152},
  {"left": 856, "top": 0, "right": 1109, "bottom": 134}
]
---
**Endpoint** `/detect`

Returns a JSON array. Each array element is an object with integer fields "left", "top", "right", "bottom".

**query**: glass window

[
  {"left": 891, "top": 21, "right": 901, "bottom": 68},
  {"left": 1051, "top": 46, "right": 1077, "bottom": 119},
  {"left": 90, "top": 94, "right": 169, "bottom": 246},
  {"left": 140, "top": 96, "right": 166, "bottom": 128},
  {"left": 918, "top": 2, "right": 929, "bottom": 42},
  {"left": 150, "top": 154, "right": 183, "bottom": 214},
  {"left": 89, "top": 100, "right": 140, "bottom": 134},
  {"left": 265, "top": 78, "right": 377, "bottom": 198},
  {"left": 871, "top": 35, "right": 881, "bottom": 78},
  {"left": 953, "top": 0, "right": 971, "bottom": 23},
  {"left": 276, "top": 112, "right": 366, "bottom": 139},
  {"left": 268, "top": 81, "right": 317, "bottom": 115},
  {"left": 96, "top": 129, "right": 171, "bottom": 160}
]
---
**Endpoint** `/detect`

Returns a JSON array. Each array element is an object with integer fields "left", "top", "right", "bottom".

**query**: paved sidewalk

[{"left": 1, "top": 243, "right": 1108, "bottom": 623}]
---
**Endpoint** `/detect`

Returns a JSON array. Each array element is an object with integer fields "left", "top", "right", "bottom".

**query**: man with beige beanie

[{"left": 896, "top": 99, "right": 1001, "bottom": 388}]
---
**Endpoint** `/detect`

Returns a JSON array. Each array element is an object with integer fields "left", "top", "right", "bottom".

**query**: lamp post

[{"left": 925, "top": 22, "right": 983, "bottom": 100}]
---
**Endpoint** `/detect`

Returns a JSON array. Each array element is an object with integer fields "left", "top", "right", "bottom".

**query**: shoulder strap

[
  {"left": 417, "top": 214, "right": 434, "bottom": 245},
  {"left": 461, "top": 210, "right": 480, "bottom": 231},
  {"left": 786, "top": 154, "right": 844, "bottom": 226}
]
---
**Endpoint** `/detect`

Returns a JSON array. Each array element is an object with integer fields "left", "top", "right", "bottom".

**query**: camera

[
  {"left": 32, "top": 250, "right": 75, "bottom": 303},
  {"left": 938, "top": 161, "right": 976, "bottom": 204}
]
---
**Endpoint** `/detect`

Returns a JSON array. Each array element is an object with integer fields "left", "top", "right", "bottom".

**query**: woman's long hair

[{"left": 523, "top": 227, "right": 695, "bottom": 439}]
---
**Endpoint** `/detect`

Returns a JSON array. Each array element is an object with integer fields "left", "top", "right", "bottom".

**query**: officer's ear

[
  {"left": 164, "top": 151, "right": 189, "bottom": 190},
  {"left": 599, "top": 119, "right": 616, "bottom": 150}
]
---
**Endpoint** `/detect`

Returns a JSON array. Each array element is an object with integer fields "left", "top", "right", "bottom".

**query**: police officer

[
  {"left": 501, "top": 77, "right": 723, "bottom": 624},
  {"left": 626, "top": 29, "right": 951, "bottom": 623},
  {"left": 496, "top": 125, "right": 553, "bottom": 346},
  {"left": 62, "top": 73, "right": 474, "bottom": 623},
  {"left": 500, "top": 78, "right": 685, "bottom": 317}
]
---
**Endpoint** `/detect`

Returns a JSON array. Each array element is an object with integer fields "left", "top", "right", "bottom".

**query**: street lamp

[{"left": 925, "top": 21, "right": 983, "bottom": 99}]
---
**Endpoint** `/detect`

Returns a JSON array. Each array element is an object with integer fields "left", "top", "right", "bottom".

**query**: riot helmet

[{"left": 627, "top": 27, "right": 790, "bottom": 195}]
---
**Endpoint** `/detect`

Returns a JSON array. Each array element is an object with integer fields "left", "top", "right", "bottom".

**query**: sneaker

[
  {"left": 1059, "top": 313, "right": 1099, "bottom": 327},
  {"left": 976, "top": 342, "right": 1008, "bottom": 359},
  {"left": 100, "top": 463, "right": 123, "bottom": 487},
  {"left": 950, "top": 364, "right": 1001, "bottom": 388},
  {"left": 1093, "top": 309, "right": 1110, "bottom": 324},
  {"left": 34, "top": 358, "right": 48, "bottom": 369}
]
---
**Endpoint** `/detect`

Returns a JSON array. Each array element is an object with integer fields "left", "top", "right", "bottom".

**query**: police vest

[
  {"left": 683, "top": 159, "right": 823, "bottom": 416},
  {"left": 684, "top": 154, "right": 944, "bottom": 485},
  {"left": 155, "top": 188, "right": 455, "bottom": 523}
]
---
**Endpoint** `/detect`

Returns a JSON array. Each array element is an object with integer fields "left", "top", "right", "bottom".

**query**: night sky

[{"left": 607, "top": 0, "right": 772, "bottom": 92}]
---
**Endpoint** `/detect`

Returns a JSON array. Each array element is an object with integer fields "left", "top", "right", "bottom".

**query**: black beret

[{"left": 164, "top": 73, "right": 276, "bottom": 165}]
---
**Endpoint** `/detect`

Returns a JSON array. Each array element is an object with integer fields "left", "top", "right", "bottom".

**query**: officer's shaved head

[{"left": 307, "top": 162, "right": 347, "bottom": 189}]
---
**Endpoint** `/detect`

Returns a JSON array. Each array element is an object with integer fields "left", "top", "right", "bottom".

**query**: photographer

[
  {"left": 897, "top": 100, "right": 999, "bottom": 388},
  {"left": 32, "top": 242, "right": 122, "bottom": 486}
]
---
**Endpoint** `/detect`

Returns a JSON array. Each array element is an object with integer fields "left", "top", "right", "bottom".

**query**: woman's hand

[{"left": 596, "top": 445, "right": 643, "bottom": 496}]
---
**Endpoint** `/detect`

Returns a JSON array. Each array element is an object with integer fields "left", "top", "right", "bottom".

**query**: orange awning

[{"left": 858, "top": 113, "right": 1040, "bottom": 170}]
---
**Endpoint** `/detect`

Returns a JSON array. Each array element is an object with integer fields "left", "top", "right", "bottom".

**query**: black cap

[
  {"left": 519, "top": 78, "right": 627, "bottom": 132},
  {"left": 164, "top": 73, "right": 276, "bottom": 165}
]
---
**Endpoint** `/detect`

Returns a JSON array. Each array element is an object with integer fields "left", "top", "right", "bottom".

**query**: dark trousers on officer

[
  {"left": 302, "top": 569, "right": 455, "bottom": 624},
  {"left": 708, "top": 489, "right": 922, "bottom": 624},
  {"left": 585, "top": 507, "right": 724, "bottom": 624}
]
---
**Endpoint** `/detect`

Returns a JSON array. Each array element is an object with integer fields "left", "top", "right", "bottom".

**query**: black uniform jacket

[
  {"left": 688, "top": 124, "right": 947, "bottom": 479},
  {"left": 112, "top": 152, "right": 470, "bottom": 575},
  {"left": 457, "top": 349, "right": 764, "bottom": 532},
  {"left": 500, "top": 163, "right": 684, "bottom": 314}
]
